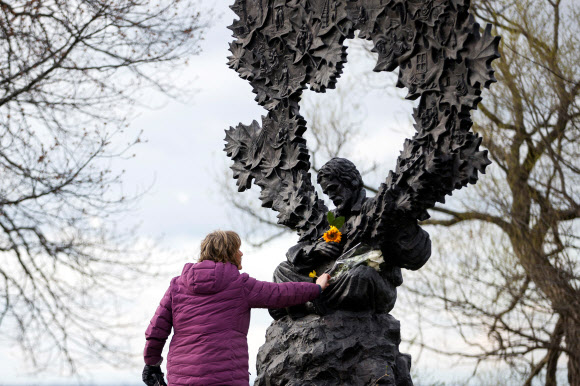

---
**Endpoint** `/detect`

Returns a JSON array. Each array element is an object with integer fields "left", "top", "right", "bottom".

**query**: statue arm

[
  {"left": 361, "top": 188, "right": 429, "bottom": 271},
  {"left": 284, "top": 238, "right": 342, "bottom": 273},
  {"left": 388, "top": 221, "right": 431, "bottom": 271},
  {"left": 286, "top": 242, "right": 316, "bottom": 270}
]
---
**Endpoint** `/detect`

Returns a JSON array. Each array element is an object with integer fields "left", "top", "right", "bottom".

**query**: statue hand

[{"left": 313, "top": 242, "right": 342, "bottom": 259}]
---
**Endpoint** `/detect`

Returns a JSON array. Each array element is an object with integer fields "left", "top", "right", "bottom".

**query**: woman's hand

[{"left": 316, "top": 273, "right": 331, "bottom": 291}]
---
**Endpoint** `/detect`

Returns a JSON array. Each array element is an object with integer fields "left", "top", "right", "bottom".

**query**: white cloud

[{"left": 176, "top": 191, "right": 191, "bottom": 204}]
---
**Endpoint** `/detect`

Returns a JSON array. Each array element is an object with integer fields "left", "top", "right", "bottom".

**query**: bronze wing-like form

[
  {"left": 366, "top": 21, "right": 501, "bottom": 243},
  {"left": 224, "top": 111, "right": 328, "bottom": 241},
  {"left": 224, "top": 0, "right": 500, "bottom": 243}
]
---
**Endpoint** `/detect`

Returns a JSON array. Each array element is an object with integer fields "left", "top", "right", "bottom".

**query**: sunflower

[{"left": 322, "top": 225, "right": 342, "bottom": 243}]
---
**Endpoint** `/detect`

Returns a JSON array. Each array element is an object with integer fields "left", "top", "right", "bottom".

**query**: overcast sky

[{"left": 0, "top": 1, "right": 501, "bottom": 384}]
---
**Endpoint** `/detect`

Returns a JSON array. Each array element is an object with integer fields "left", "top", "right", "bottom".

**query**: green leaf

[
  {"left": 327, "top": 211, "right": 335, "bottom": 224},
  {"left": 334, "top": 216, "right": 345, "bottom": 229}
]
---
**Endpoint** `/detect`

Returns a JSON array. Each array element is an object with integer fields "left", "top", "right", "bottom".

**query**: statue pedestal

[{"left": 255, "top": 311, "right": 413, "bottom": 385}]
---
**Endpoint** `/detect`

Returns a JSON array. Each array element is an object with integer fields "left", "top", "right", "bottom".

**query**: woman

[{"left": 142, "top": 230, "right": 331, "bottom": 386}]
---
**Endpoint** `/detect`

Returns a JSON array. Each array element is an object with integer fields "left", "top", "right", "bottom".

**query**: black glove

[{"left": 142, "top": 364, "right": 167, "bottom": 386}]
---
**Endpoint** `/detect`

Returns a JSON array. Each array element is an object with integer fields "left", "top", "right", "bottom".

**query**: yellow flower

[
  {"left": 309, "top": 270, "right": 317, "bottom": 278},
  {"left": 323, "top": 226, "right": 342, "bottom": 243}
]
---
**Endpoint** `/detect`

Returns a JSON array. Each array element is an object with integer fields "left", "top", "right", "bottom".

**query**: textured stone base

[{"left": 255, "top": 311, "right": 413, "bottom": 386}]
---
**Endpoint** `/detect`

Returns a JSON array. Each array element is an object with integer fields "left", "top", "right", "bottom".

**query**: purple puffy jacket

[{"left": 144, "top": 260, "right": 320, "bottom": 385}]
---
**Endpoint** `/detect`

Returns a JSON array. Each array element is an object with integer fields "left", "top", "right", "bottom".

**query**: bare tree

[
  {"left": 399, "top": 1, "right": 579, "bottom": 384},
  {"left": 0, "top": 0, "right": 206, "bottom": 372},
  {"left": 221, "top": 0, "right": 579, "bottom": 384}
]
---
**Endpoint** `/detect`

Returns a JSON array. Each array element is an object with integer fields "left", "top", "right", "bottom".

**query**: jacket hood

[{"left": 180, "top": 260, "right": 240, "bottom": 295}]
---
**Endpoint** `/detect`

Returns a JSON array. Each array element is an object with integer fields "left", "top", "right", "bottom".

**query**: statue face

[{"left": 320, "top": 176, "right": 354, "bottom": 214}]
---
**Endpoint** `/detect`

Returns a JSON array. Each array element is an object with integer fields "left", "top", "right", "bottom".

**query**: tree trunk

[{"left": 510, "top": 231, "right": 580, "bottom": 385}]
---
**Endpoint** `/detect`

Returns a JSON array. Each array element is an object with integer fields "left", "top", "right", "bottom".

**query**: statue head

[{"left": 317, "top": 157, "right": 364, "bottom": 214}]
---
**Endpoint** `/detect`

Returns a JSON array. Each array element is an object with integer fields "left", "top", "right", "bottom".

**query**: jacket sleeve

[
  {"left": 243, "top": 275, "right": 321, "bottom": 309},
  {"left": 143, "top": 279, "right": 174, "bottom": 365}
]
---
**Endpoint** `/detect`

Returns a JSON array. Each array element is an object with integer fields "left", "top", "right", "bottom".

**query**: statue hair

[{"left": 317, "top": 157, "right": 363, "bottom": 191}]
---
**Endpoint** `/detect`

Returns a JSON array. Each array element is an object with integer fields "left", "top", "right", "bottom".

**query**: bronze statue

[
  {"left": 223, "top": 0, "right": 500, "bottom": 383},
  {"left": 272, "top": 157, "right": 431, "bottom": 318},
  {"left": 225, "top": 0, "right": 499, "bottom": 317}
]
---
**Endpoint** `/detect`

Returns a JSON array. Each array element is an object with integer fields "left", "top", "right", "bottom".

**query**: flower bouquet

[{"left": 324, "top": 243, "right": 384, "bottom": 282}]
